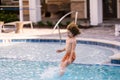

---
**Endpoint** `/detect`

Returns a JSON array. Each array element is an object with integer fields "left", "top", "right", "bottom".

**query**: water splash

[{"left": 40, "top": 66, "right": 60, "bottom": 80}]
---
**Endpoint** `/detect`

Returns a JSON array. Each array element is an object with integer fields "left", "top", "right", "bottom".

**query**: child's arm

[{"left": 56, "top": 48, "right": 66, "bottom": 53}]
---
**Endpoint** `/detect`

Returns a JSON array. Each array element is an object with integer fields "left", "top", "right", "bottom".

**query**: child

[{"left": 56, "top": 22, "right": 80, "bottom": 76}]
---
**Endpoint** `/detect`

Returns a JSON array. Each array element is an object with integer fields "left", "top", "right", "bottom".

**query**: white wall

[
  {"left": 90, "top": 0, "right": 103, "bottom": 25},
  {"left": 29, "top": 0, "right": 42, "bottom": 23},
  {"left": 19, "top": 0, "right": 23, "bottom": 21}
]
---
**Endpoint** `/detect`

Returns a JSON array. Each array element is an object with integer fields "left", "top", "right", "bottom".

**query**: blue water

[
  {"left": 0, "top": 42, "right": 114, "bottom": 64},
  {"left": 0, "top": 42, "right": 118, "bottom": 80},
  {"left": 0, "top": 59, "right": 120, "bottom": 80}
]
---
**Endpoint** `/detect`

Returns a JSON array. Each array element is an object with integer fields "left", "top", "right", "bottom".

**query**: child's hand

[
  {"left": 56, "top": 50, "right": 62, "bottom": 53},
  {"left": 56, "top": 48, "right": 65, "bottom": 53}
]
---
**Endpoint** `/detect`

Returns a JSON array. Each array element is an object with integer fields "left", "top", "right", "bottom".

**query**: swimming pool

[
  {"left": 0, "top": 39, "right": 120, "bottom": 80},
  {"left": 0, "top": 59, "right": 120, "bottom": 80}
]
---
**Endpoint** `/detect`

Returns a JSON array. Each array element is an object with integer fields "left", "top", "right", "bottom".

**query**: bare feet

[{"left": 59, "top": 69, "right": 65, "bottom": 76}]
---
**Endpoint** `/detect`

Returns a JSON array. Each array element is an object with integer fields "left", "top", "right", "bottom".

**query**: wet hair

[{"left": 67, "top": 22, "right": 80, "bottom": 37}]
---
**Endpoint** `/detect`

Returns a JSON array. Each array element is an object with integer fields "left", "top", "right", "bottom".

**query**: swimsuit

[{"left": 62, "top": 52, "right": 76, "bottom": 62}]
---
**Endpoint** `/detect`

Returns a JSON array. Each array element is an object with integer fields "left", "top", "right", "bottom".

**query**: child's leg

[
  {"left": 60, "top": 60, "right": 71, "bottom": 76},
  {"left": 59, "top": 53, "right": 76, "bottom": 76}
]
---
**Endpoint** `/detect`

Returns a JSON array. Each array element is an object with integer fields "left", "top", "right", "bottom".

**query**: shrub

[
  {"left": 0, "top": 11, "right": 19, "bottom": 22},
  {"left": 37, "top": 21, "right": 46, "bottom": 26},
  {"left": 46, "top": 21, "right": 53, "bottom": 26},
  {"left": 59, "top": 22, "right": 64, "bottom": 26}
]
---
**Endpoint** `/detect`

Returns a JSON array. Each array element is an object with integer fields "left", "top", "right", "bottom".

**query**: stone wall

[
  {"left": 2, "top": 0, "right": 11, "bottom": 5},
  {"left": 46, "top": 0, "right": 70, "bottom": 5},
  {"left": 1, "top": 0, "right": 18, "bottom": 5},
  {"left": 44, "top": 0, "right": 70, "bottom": 18},
  {"left": 71, "top": 0, "right": 85, "bottom": 19},
  {"left": 22, "top": 0, "right": 29, "bottom": 21}
]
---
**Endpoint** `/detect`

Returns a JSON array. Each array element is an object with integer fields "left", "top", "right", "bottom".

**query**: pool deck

[{"left": 0, "top": 26, "right": 120, "bottom": 44}]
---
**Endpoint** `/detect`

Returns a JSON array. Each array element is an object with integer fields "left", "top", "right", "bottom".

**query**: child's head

[{"left": 67, "top": 22, "right": 80, "bottom": 37}]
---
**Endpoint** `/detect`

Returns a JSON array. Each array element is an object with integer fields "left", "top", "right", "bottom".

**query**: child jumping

[{"left": 56, "top": 22, "right": 80, "bottom": 76}]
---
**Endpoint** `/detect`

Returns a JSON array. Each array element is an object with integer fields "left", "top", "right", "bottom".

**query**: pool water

[
  {"left": 0, "top": 42, "right": 118, "bottom": 80},
  {"left": 0, "top": 59, "right": 120, "bottom": 80},
  {"left": 0, "top": 42, "right": 114, "bottom": 64}
]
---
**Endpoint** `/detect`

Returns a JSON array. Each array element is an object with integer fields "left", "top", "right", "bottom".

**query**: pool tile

[{"left": 0, "top": 39, "right": 120, "bottom": 50}]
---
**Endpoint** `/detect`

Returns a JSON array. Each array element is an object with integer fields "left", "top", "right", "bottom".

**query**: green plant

[
  {"left": 46, "top": 21, "right": 53, "bottom": 26},
  {"left": 37, "top": 21, "right": 46, "bottom": 26},
  {"left": 59, "top": 22, "right": 64, "bottom": 26},
  {"left": 0, "top": 11, "right": 19, "bottom": 22}
]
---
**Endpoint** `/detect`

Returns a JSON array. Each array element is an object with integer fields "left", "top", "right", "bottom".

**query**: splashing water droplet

[{"left": 40, "top": 67, "right": 60, "bottom": 80}]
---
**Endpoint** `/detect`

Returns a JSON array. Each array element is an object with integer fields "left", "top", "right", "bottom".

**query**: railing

[{"left": 52, "top": 11, "right": 78, "bottom": 43}]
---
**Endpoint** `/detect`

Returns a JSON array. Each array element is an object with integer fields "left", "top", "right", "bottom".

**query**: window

[{"left": 0, "top": 0, "right": 1, "bottom": 5}]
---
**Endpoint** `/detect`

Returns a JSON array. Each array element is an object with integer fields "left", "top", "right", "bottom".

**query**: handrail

[
  {"left": 53, "top": 11, "right": 78, "bottom": 32},
  {"left": 52, "top": 11, "right": 78, "bottom": 44}
]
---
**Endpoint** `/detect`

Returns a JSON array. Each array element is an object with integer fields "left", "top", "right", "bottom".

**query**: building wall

[
  {"left": 1, "top": 0, "right": 87, "bottom": 19},
  {"left": 22, "top": 0, "right": 29, "bottom": 21},
  {"left": 1, "top": 0, "right": 29, "bottom": 21},
  {"left": 2, "top": 0, "right": 120, "bottom": 20},
  {"left": 44, "top": 0, "right": 70, "bottom": 18},
  {"left": 118, "top": 0, "right": 120, "bottom": 18},
  {"left": 46, "top": 0, "right": 70, "bottom": 4},
  {"left": 2, "top": 0, "right": 12, "bottom": 5},
  {"left": 1, "top": 0, "right": 18, "bottom": 5},
  {"left": 71, "top": 0, "right": 85, "bottom": 19}
]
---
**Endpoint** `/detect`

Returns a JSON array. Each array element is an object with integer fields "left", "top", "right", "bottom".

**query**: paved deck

[{"left": 0, "top": 26, "right": 120, "bottom": 42}]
